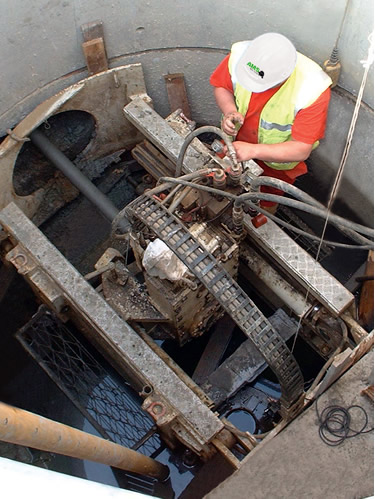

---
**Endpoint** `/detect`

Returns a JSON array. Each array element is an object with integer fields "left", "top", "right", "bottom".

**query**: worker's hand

[
  {"left": 223, "top": 141, "right": 255, "bottom": 162},
  {"left": 221, "top": 112, "right": 244, "bottom": 136}
]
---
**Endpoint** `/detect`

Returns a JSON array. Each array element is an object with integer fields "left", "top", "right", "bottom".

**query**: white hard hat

[{"left": 233, "top": 33, "right": 297, "bottom": 93}]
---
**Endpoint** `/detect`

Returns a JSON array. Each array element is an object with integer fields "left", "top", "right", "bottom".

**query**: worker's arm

[
  {"left": 229, "top": 139, "right": 313, "bottom": 163},
  {"left": 213, "top": 87, "right": 244, "bottom": 136}
]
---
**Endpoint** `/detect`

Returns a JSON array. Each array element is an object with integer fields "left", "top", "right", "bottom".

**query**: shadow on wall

[
  {"left": 307, "top": 87, "right": 374, "bottom": 227},
  {"left": 297, "top": 159, "right": 374, "bottom": 229}
]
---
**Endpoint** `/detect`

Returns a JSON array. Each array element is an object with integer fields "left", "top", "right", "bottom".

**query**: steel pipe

[
  {"left": 0, "top": 402, "right": 169, "bottom": 481},
  {"left": 30, "top": 129, "right": 130, "bottom": 232}
]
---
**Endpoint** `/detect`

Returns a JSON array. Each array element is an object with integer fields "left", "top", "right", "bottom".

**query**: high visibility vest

[{"left": 228, "top": 41, "right": 332, "bottom": 170}]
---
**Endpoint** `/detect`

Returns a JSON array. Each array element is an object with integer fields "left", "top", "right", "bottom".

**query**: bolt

[
  {"left": 321, "top": 344, "right": 330, "bottom": 355},
  {"left": 12, "top": 253, "right": 27, "bottom": 267},
  {"left": 152, "top": 403, "right": 164, "bottom": 416}
]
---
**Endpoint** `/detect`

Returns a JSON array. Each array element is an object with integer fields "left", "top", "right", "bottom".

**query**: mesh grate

[{"left": 16, "top": 306, "right": 162, "bottom": 457}]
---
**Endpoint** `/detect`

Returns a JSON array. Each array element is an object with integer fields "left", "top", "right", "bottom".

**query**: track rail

[{"left": 126, "top": 194, "right": 304, "bottom": 409}]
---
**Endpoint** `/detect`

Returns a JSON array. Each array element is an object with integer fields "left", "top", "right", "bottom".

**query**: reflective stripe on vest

[{"left": 228, "top": 44, "right": 332, "bottom": 170}]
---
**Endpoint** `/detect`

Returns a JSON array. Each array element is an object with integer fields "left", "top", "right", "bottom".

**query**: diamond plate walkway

[{"left": 206, "top": 350, "right": 374, "bottom": 499}]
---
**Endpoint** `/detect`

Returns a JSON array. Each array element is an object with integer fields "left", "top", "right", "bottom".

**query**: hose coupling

[
  {"left": 212, "top": 169, "right": 227, "bottom": 190},
  {"left": 227, "top": 163, "right": 242, "bottom": 186},
  {"left": 232, "top": 202, "right": 244, "bottom": 236}
]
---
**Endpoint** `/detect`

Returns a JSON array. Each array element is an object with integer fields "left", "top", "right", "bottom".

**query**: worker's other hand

[
  {"left": 223, "top": 141, "right": 254, "bottom": 162},
  {"left": 221, "top": 112, "right": 244, "bottom": 136}
]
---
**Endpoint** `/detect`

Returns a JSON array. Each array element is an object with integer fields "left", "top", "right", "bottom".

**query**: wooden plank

[
  {"left": 309, "top": 331, "right": 374, "bottom": 399},
  {"left": 164, "top": 73, "right": 192, "bottom": 119},
  {"left": 131, "top": 140, "right": 176, "bottom": 179},
  {"left": 358, "top": 250, "right": 374, "bottom": 329},
  {"left": 212, "top": 438, "right": 241, "bottom": 470},
  {"left": 81, "top": 20, "right": 105, "bottom": 42},
  {"left": 82, "top": 38, "right": 108, "bottom": 75},
  {"left": 143, "top": 141, "right": 176, "bottom": 175},
  {"left": 361, "top": 385, "right": 374, "bottom": 401}
]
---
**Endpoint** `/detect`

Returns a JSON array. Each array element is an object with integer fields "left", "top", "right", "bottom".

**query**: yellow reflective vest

[{"left": 228, "top": 41, "right": 332, "bottom": 170}]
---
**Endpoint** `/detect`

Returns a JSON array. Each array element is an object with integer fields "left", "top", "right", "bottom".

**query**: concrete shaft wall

[{"left": 0, "top": 0, "right": 373, "bottom": 224}]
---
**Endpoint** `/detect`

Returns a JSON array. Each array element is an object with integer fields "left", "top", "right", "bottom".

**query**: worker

[{"left": 210, "top": 32, "right": 332, "bottom": 214}]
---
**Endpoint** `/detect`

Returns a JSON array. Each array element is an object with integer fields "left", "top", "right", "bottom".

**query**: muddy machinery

[{"left": 0, "top": 92, "right": 372, "bottom": 469}]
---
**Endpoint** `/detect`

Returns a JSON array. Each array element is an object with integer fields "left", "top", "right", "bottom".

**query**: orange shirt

[{"left": 210, "top": 54, "right": 331, "bottom": 182}]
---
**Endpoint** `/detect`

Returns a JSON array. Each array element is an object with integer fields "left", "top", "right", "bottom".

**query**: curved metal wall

[{"left": 0, "top": 0, "right": 373, "bottom": 223}]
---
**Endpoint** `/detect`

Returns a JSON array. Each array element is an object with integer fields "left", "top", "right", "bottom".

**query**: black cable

[{"left": 316, "top": 399, "right": 374, "bottom": 446}]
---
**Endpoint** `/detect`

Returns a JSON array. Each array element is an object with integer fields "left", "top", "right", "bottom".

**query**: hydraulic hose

[
  {"left": 160, "top": 176, "right": 373, "bottom": 242},
  {"left": 161, "top": 185, "right": 182, "bottom": 205},
  {"left": 153, "top": 177, "right": 373, "bottom": 249},
  {"left": 237, "top": 192, "right": 374, "bottom": 239},
  {"left": 158, "top": 176, "right": 237, "bottom": 201},
  {"left": 242, "top": 176, "right": 373, "bottom": 244},
  {"left": 168, "top": 185, "right": 195, "bottom": 214},
  {"left": 243, "top": 199, "right": 373, "bottom": 250},
  {"left": 249, "top": 176, "right": 323, "bottom": 205},
  {"left": 175, "top": 126, "right": 237, "bottom": 177}
]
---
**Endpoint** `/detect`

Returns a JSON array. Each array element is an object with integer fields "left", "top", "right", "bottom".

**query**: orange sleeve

[
  {"left": 209, "top": 54, "right": 233, "bottom": 92},
  {"left": 291, "top": 88, "right": 331, "bottom": 144}
]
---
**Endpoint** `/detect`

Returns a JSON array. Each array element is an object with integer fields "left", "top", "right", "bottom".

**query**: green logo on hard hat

[{"left": 247, "top": 62, "right": 265, "bottom": 79}]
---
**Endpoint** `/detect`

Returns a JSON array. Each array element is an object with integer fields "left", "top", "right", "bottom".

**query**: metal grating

[{"left": 16, "top": 306, "right": 162, "bottom": 458}]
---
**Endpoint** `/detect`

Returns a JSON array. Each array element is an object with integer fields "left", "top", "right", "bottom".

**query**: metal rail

[{"left": 125, "top": 194, "right": 304, "bottom": 410}]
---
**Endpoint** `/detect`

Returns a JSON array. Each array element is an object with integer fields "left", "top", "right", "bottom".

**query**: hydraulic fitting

[
  {"left": 212, "top": 169, "right": 227, "bottom": 190},
  {"left": 232, "top": 202, "right": 244, "bottom": 235},
  {"left": 227, "top": 163, "right": 242, "bottom": 186},
  {"left": 211, "top": 139, "right": 225, "bottom": 156}
]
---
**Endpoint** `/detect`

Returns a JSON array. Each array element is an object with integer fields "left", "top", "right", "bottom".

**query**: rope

[{"left": 291, "top": 30, "right": 374, "bottom": 353}]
